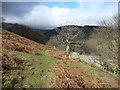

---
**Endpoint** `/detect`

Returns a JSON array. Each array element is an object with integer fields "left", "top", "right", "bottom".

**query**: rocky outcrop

[
  {"left": 69, "top": 52, "right": 80, "bottom": 59},
  {"left": 69, "top": 52, "right": 103, "bottom": 67},
  {"left": 69, "top": 52, "right": 119, "bottom": 75},
  {"left": 78, "top": 55, "right": 103, "bottom": 67}
]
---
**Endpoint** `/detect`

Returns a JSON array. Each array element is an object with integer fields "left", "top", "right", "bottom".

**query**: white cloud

[{"left": 5, "top": 2, "right": 118, "bottom": 29}]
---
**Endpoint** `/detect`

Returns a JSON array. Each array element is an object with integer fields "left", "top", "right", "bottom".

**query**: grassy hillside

[{"left": 1, "top": 29, "right": 119, "bottom": 88}]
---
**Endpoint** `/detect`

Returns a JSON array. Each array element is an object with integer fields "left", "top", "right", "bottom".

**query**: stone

[{"left": 69, "top": 52, "right": 80, "bottom": 59}]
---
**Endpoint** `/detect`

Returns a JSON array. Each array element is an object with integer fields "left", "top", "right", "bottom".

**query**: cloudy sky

[{"left": 2, "top": 1, "right": 118, "bottom": 29}]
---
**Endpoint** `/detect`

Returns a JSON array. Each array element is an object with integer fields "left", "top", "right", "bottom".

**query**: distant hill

[
  {"left": 45, "top": 25, "right": 98, "bottom": 40},
  {"left": 5, "top": 23, "right": 46, "bottom": 44},
  {"left": 39, "top": 30, "right": 52, "bottom": 34},
  {"left": 2, "top": 23, "right": 13, "bottom": 30}
]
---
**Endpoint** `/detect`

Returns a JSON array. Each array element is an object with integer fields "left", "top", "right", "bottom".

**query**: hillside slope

[
  {"left": 4, "top": 23, "right": 46, "bottom": 44},
  {"left": 1, "top": 29, "right": 119, "bottom": 88},
  {"left": 2, "top": 29, "right": 44, "bottom": 53}
]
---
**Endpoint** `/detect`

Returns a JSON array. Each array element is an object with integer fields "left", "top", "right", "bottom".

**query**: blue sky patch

[{"left": 40, "top": 2, "right": 79, "bottom": 9}]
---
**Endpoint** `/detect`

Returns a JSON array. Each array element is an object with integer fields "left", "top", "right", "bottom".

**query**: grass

[
  {"left": 2, "top": 49, "right": 118, "bottom": 88},
  {"left": 20, "top": 50, "right": 57, "bottom": 88},
  {"left": 2, "top": 49, "right": 65, "bottom": 88},
  {"left": 62, "top": 60, "right": 109, "bottom": 77}
]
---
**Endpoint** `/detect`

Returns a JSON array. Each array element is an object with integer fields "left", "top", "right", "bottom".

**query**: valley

[{"left": 1, "top": 1, "right": 119, "bottom": 89}]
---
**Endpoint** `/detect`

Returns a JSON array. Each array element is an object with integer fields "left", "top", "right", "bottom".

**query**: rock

[
  {"left": 79, "top": 55, "right": 103, "bottom": 67},
  {"left": 14, "top": 84, "right": 21, "bottom": 88},
  {"left": 19, "top": 76, "right": 24, "bottom": 80},
  {"left": 42, "top": 75, "right": 48, "bottom": 80},
  {"left": 69, "top": 51, "right": 103, "bottom": 67},
  {"left": 69, "top": 52, "right": 80, "bottom": 59},
  {"left": 23, "top": 85, "right": 31, "bottom": 88}
]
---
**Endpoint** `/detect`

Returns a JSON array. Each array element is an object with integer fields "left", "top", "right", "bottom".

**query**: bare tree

[
  {"left": 55, "top": 25, "right": 83, "bottom": 56},
  {"left": 98, "top": 14, "right": 118, "bottom": 28}
]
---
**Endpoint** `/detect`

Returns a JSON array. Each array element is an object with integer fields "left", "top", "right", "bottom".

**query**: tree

[
  {"left": 50, "top": 25, "right": 84, "bottom": 56},
  {"left": 98, "top": 14, "right": 118, "bottom": 28}
]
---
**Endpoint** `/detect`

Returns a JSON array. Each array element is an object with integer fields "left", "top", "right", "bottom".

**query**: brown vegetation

[
  {"left": 1, "top": 52, "right": 23, "bottom": 71},
  {"left": 2, "top": 29, "right": 44, "bottom": 53},
  {"left": 51, "top": 65, "right": 111, "bottom": 88},
  {"left": 47, "top": 49, "right": 119, "bottom": 88}
]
